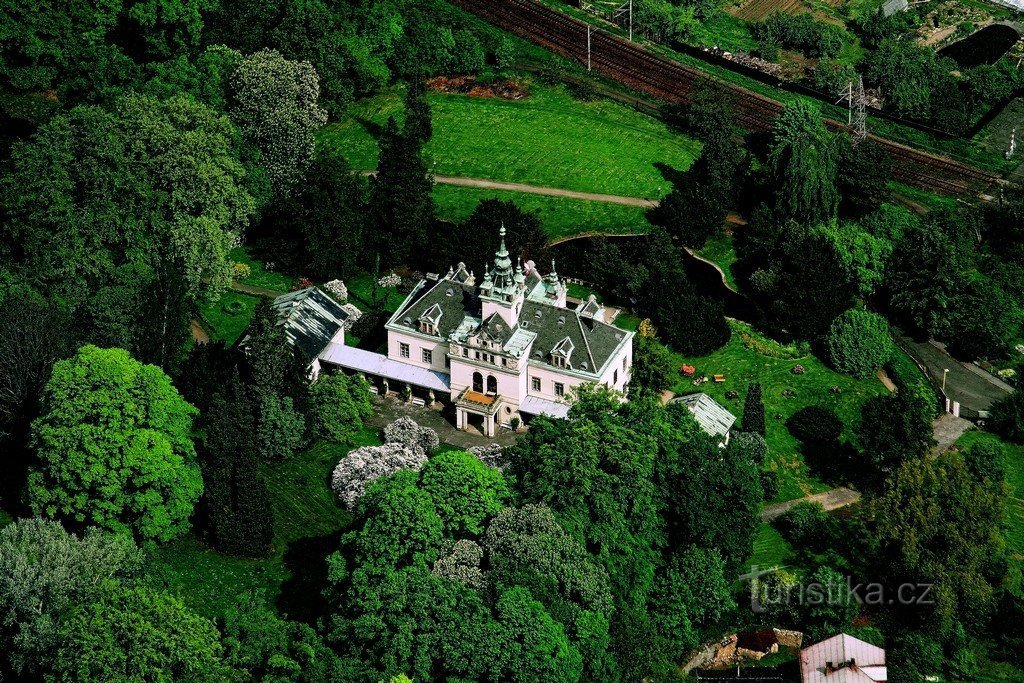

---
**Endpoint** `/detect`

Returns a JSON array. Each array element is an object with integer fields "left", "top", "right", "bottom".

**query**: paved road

[{"left": 901, "top": 337, "right": 1013, "bottom": 414}]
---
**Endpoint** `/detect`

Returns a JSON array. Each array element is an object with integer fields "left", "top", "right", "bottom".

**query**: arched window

[
  {"left": 472, "top": 372, "right": 483, "bottom": 393},
  {"left": 486, "top": 375, "right": 497, "bottom": 395}
]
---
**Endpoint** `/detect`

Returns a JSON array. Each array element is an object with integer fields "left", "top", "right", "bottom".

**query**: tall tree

[
  {"left": 1, "top": 93, "right": 255, "bottom": 367},
  {"left": 369, "top": 116, "right": 436, "bottom": 267},
  {"left": 769, "top": 101, "right": 839, "bottom": 225},
  {"left": 199, "top": 371, "right": 274, "bottom": 556},
  {"left": 53, "top": 582, "right": 232, "bottom": 682},
  {"left": 27, "top": 345, "right": 202, "bottom": 542},
  {"left": 403, "top": 77, "right": 433, "bottom": 146},
  {"left": 0, "top": 519, "right": 142, "bottom": 679},
  {"left": 230, "top": 48, "right": 327, "bottom": 198},
  {"left": 867, "top": 451, "right": 1007, "bottom": 636},
  {"left": 855, "top": 390, "right": 932, "bottom": 485},
  {"left": 743, "top": 382, "right": 766, "bottom": 436}
]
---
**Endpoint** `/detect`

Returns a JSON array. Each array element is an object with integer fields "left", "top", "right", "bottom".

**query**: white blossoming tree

[
  {"left": 231, "top": 49, "right": 327, "bottom": 197},
  {"left": 468, "top": 443, "right": 508, "bottom": 470},
  {"left": 383, "top": 417, "right": 439, "bottom": 455},
  {"left": 324, "top": 279, "right": 348, "bottom": 302},
  {"left": 330, "top": 443, "right": 427, "bottom": 509},
  {"left": 431, "top": 539, "right": 485, "bottom": 590}
]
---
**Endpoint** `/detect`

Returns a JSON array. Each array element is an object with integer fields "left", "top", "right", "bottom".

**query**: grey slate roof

[
  {"left": 675, "top": 393, "right": 736, "bottom": 440},
  {"left": 393, "top": 280, "right": 480, "bottom": 340},
  {"left": 391, "top": 267, "right": 630, "bottom": 378},
  {"left": 271, "top": 287, "right": 349, "bottom": 361}
]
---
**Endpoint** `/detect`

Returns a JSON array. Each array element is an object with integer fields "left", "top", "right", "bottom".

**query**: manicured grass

[
  {"left": 696, "top": 230, "right": 740, "bottom": 292},
  {"left": 262, "top": 428, "right": 382, "bottom": 546},
  {"left": 229, "top": 247, "right": 294, "bottom": 293},
  {"left": 670, "top": 320, "right": 889, "bottom": 502},
  {"left": 145, "top": 537, "right": 287, "bottom": 619},
  {"left": 319, "top": 82, "right": 701, "bottom": 198},
  {"left": 746, "top": 522, "right": 793, "bottom": 570},
  {"left": 197, "top": 291, "right": 260, "bottom": 345},
  {"left": 433, "top": 184, "right": 651, "bottom": 240},
  {"left": 146, "top": 427, "right": 383, "bottom": 620},
  {"left": 346, "top": 274, "right": 411, "bottom": 315},
  {"left": 613, "top": 312, "right": 642, "bottom": 331},
  {"left": 953, "top": 430, "right": 1024, "bottom": 568}
]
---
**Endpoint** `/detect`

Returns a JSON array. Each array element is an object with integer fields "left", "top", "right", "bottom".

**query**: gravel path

[{"left": 761, "top": 487, "right": 862, "bottom": 521}]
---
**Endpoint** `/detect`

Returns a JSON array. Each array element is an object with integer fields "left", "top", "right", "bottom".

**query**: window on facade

[
  {"left": 554, "top": 382, "right": 565, "bottom": 397},
  {"left": 623, "top": 356, "right": 627, "bottom": 371},
  {"left": 400, "top": 343, "right": 410, "bottom": 359},
  {"left": 486, "top": 375, "right": 497, "bottom": 395},
  {"left": 463, "top": 348, "right": 469, "bottom": 357},
  {"left": 532, "top": 377, "right": 541, "bottom": 392},
  {"left": 613, "top": 369, "right": 618, "bottom": 384},
  {"left": 475, "top": 351, "right": 480, "bottom": 360},
  {"left": 420, "top": 322, "right": 434, "bottom": 335},
  {"left": 422, "top": 349, "right": 432, "bottom": 364}
]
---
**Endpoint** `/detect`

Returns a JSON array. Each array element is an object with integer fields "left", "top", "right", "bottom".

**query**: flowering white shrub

[
  {"left": 383, "top": 417, "right": 439, "bottom": 455},
  {"left": 341, "top": 304, "right": 362, "bottom": 330},
  {"left": 377, "top": 273, "right": 401, "bottom": 288},
  {"left": 469, "top": 443, "right": 507, "bottom": 470},
  {"left": 324, "top": 279, "right": 348, "bottom": 301},
  {"left": 432, "top": 539, "right": 485, "bottom": 589},
  {"left": 330, "top": 443, "right": 427, "bottom": 509}
]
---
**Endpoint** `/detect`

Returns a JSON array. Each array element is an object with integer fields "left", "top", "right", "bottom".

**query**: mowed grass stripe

[
  {"left": 432, "top": 184, "right": 651, "bottom": 239},
  {"left": 320, "top": 83, "right": 701, "bottom": 199}
]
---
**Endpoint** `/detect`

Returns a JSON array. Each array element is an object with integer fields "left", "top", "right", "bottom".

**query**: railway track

[{"left": 453, "top": 0, "right": 1000, "bottom": 197}]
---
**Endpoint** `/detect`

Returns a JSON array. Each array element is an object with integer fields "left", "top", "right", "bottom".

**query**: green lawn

[
  {"left": 197, "top": 291, "right": 260, "bottom": 345},
  {"left": 319, "top": 82, "right": 701, "bottom": 199},
  {"left": 146, "top": 427, "right": 384, "bottom": 620},
  {"left": 346, "top": 273, "right": 411, "bottom": 315},
  {"left": 670, "top": 320, "right": 889, "bottom": 502},
  {"left": 433, "top": 184, "right": 651, "bottom": 239},
  {"left": 953, "top": 430, "right": 1024, "bottom": 568},
  {"left": 746, "top": 522, "right": 793, "bottom": 570},
  {"left": 695, "top": 230, "right": 739, "bottom": 292},
  {"left": 229, "top": 247, "right": 294, "bottom": 293}
]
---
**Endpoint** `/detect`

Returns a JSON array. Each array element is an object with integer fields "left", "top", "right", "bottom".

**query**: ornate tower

[{"left": 479, "top": 225, "right": 527, "bottom": 326}]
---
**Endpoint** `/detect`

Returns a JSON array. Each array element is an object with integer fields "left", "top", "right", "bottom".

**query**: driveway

[{"left": 900, "top": 337, "right": 1013, "bottom": 414}]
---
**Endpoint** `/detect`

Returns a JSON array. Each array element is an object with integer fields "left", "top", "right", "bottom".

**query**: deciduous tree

[{"left": 27, "top": 346, "right": 202, "bottom": 542}]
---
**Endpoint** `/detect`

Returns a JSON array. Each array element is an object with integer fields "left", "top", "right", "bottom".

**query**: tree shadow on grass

[
  {"left": 276, "top": 529, "right": 348, "bottom": 626},
  {"left": 355, "top": 116, "right": 385, "bottom": 141},
  {"left": 652, "top": 161, "right": 689, "bottom": 188}
]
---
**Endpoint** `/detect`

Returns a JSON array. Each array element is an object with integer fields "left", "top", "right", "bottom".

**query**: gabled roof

[
  {"left": 270, "top": 287, "right": 350, "bottom": 360},
  {"left": 676, "top": 393, "right": 736, "bottom": 440},
  {"left": 801, "top": 634, "right": 887, "bottom": 683},
  {"left": 391, "top": 279, "right": 479, "bottom": 340}
]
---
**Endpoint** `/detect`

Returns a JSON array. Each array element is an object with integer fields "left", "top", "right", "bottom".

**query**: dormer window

[
  {"left": 418, "top": 304, "right": 443, "bottom": 336},
  {"left": 551, "top": 336, "right": 574, "bottom": 369}
]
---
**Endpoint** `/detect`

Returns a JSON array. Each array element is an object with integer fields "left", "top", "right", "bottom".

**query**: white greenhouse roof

[
  {"left": 318, "top": 343, "right": 450, "bottom": 393},
  {"left": 676, "top": 393, "right": 736, "bottom": 439}
]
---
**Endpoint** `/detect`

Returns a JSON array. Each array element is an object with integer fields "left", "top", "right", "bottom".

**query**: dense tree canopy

[
  {"left": 27, "top": 346, "right": 202, "bottom": 542},
  {"left": 1, "top": 93, "right": 254, "bottom": 366}
]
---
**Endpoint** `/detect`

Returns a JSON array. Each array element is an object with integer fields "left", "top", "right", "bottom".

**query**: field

[
  {"left": 666, "top": 320, "right": 890, "bottom": 502},
  {"left": 319, "top": 81, "right": 700, "bottom": 205},
  {"left": 433, "top": 184, "right": 651, "bottom": 239}
]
